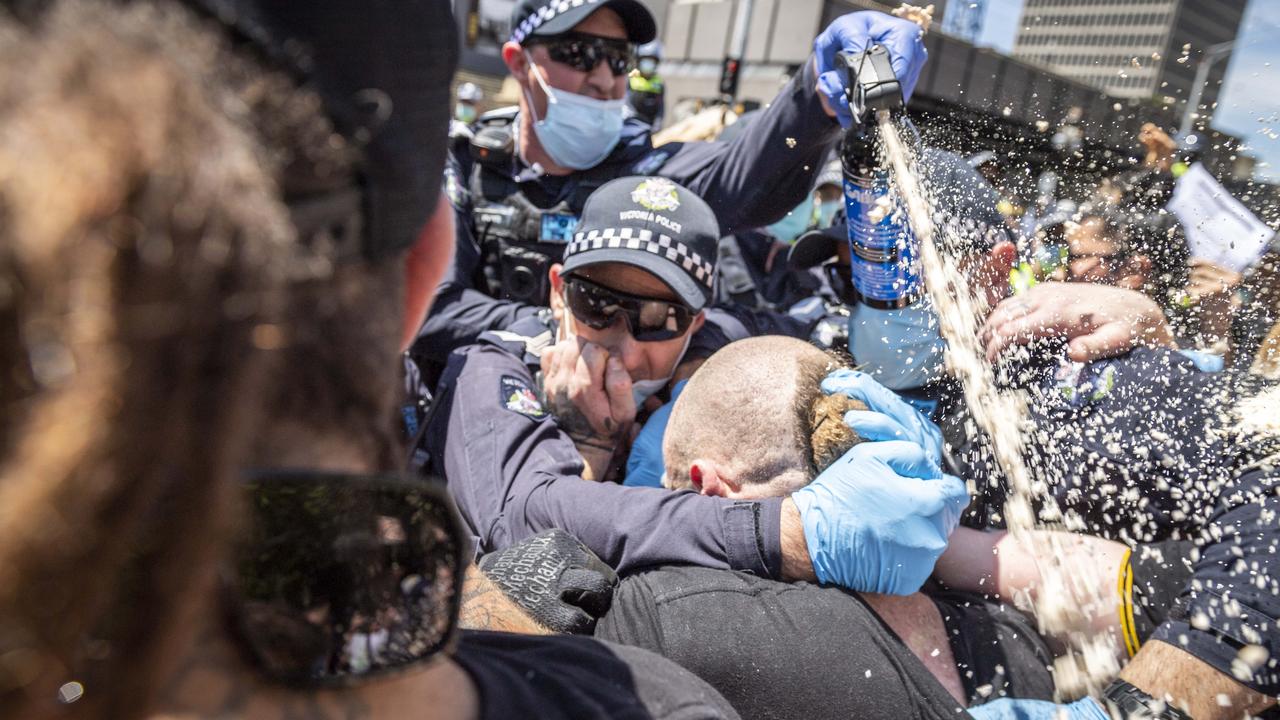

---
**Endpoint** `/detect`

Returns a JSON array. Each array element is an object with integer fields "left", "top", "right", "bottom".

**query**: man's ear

[
  {"left": 501, "top": 42, "right": 528, "bottom": 78},
  {"left": 690, "top": 460, "right": 740, "bottom": 498},
  {"left": 548, "top": 264, "right": 566, "bottom": 323}
]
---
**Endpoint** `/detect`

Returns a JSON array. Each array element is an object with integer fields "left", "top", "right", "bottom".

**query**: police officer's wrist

[{"left": 568, "top": 433, "right": 616, "bottom": 452}]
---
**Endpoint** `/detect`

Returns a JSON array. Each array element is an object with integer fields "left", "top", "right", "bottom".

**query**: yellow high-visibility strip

[{"left": 1117, "top": 548, "right": 1140, "bottom": 658}]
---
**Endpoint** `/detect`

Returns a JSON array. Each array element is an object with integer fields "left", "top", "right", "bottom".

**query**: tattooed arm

[{"left": 458, "top": 565, "right": 554, "bottom": 635}]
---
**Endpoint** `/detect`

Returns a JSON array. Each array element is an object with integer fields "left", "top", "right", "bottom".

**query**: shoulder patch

[
  {"left": 632, "top": 150, "right": 672, "bottom": 176},
  {"left": 500, "top": 375, "right": 546, "bottom": 419}
]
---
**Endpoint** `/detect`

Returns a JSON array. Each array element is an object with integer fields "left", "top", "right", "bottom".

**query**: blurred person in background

[
  {"left": 626, "top": 39, "right": 664, "bottom": 130},
  {"left": 1049, "top": 212, "right": 1153, "bottom": 291},
  {"left": 454, "top": 81, "right": 485, "bottom": 125},
  {"left": 0, "top": 2, "right": 742, "bottom": 719}
]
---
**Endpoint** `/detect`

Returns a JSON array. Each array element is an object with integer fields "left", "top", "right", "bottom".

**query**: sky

[{"left": 965, "top": 0, "right": 1280, "bottom": 182}]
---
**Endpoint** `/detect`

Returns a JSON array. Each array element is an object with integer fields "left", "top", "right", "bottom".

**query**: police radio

[{"left": 467, "top": 112, "right": 583, "bottom": 305}]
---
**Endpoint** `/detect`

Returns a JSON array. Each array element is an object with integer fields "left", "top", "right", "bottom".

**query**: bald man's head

[{"left": 662, "top": 336, "right": 866, "bottom": 498}]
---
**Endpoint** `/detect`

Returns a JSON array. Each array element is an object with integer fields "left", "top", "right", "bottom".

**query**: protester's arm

[
  {"left": 459, "top": 565, "right": 554, "bottom": 635},
  {"left": 981, "top": 282, "right": 1176, "bottom": 362},
  {"left": 655, "top": 56, "right": 841, "bottom": 234},
  {"left": 1184, "top": 257, "right": 1242, "bottom": 361},
  {"left": 1119, "top": 641, "right": 1273, "bottom": 720},
  {"left": 933, "top": 528, "right": 1129, "bottom": 657}
]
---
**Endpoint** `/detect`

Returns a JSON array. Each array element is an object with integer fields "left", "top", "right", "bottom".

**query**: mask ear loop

[{"left": 522, "top": 50, "right": 559, "bottom": 124}]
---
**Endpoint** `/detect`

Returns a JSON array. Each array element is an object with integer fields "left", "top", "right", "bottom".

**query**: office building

[{"left": 1013, "top": 0, "right": 1246, "bottom": 129}]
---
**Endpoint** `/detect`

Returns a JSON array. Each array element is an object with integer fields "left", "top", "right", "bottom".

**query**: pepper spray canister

[
  {"left": 840, "top": 125, "right": 921, "bottom": 309},
  {"left": 836, "top": 45, "right": 921, "bottom": 309}
]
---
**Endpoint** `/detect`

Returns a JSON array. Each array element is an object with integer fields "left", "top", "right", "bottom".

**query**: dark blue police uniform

[
  {"left": 415, "top": 58, "right": 841, "bottom": 365},
  {"left": 424, "top": 311, "right": 784, "bottom": 577}
]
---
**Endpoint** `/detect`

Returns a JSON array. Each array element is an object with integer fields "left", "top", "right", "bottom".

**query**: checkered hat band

[
  {"left": 569, "top": 228, "right": 714, "bottom": 289},
  {"left": 511, "top": 0, "right": 603, "bottom": 44}
]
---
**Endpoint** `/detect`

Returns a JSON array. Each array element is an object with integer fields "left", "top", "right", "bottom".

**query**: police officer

[
  {"left": 627, "top": 40, "right": 664, "bottom": 129},
  {"left": 414, "top": 0, "right": 933, "bottom": 365},
  {"left": 424, "top": 175, "right": 969, "bottom": 602},
  {"left": 454, "top": 81, "right": 484, "bottom": 127}
]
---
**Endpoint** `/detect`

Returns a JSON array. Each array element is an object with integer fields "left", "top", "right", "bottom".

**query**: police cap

[
  {"left": 562, "top": 177, "right": 719, "bottom": 311},
  {"left": 509, "top": 0, "right": 657, "bottom": 45}
]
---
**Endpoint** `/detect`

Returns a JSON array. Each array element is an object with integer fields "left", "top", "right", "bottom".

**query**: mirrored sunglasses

[
  {"left": 526, "top": 31, "right": 635, "bottom": 76},
  {"left": 564, "top": 275, "right": 694, "bottom": 342}
]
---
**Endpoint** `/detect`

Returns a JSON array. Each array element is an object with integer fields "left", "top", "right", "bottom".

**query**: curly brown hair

[{"left": 0, "top": 2, "right": 354, "bottom": 717}]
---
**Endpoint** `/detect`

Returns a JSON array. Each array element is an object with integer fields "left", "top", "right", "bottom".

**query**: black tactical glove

[{"left": 477, "top": 529, "right": 619, "bottom": 634}]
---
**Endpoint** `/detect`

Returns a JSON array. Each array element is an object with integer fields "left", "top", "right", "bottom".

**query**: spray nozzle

[{"left": 836, "top": 44, "right": 903, "bottom": 125}]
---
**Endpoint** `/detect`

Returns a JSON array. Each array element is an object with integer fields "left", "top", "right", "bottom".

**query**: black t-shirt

[
  {"left": 594, "top": 566, "right": 1054, "bottom": 720},
  {"left": 452, "top": 630, "right": 741, "bottom": 720}
]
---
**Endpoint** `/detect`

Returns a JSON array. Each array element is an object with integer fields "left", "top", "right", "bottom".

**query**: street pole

[
  {"left": 1178, "top": 40, "right": 1235, "bottom": 139},
  {"left": 718, "top": 0, "right": 755, "bottom": 103}
]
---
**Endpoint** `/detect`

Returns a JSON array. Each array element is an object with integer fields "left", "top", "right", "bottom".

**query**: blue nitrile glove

[
  {"left": 967, "top": 697, "right": 1109, "bottom": 720},
  {"left": 814, "top": 11, "right": 928, "bottom": 128},
  {"left": 791, "top": 440, "right": 968, "bottom": 595},
  {"left": 624, "top": 379, "right": 688, "bottom": 488},
  {"left": 821, "top": 368, "right": 943, "bottom": 465}
]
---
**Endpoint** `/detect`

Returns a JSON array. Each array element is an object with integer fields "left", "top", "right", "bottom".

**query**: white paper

[{"left": 1168, "top": 163, "right": 1275, "bottom": 273}]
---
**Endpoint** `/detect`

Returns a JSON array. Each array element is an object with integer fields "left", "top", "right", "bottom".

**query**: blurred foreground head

[{"left": 0, "top": 1, "right": 456, "bottom": 717}]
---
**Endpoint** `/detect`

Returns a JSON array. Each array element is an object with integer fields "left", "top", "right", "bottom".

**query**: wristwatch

[{"left": 1103, "top": 679, "right": 1194, "bottom": 720}]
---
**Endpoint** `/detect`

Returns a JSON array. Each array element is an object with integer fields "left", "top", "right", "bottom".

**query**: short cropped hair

[{"left": 663, "top": 336, "right": 866, "bottom": 494}]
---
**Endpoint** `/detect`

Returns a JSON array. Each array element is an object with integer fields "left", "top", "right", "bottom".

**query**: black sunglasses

[
  {"left": 225, "top": 471, "right": 468, "bottom": 687},
  {"left": 525, "top": 31, "right": 635, "bottom": 76},
  {"left": 564, "top": 275, "right": 695, "bottom": 342}
]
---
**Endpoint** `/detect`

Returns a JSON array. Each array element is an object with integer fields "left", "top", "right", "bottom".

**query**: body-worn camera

[{"left": 498, "top": 242, "right": 554, "bottom": 304}]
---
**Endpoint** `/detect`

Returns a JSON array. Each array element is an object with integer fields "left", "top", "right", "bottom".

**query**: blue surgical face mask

[
  {"left": 524, "top": 53, "right": 625, "bottom": 170},
  {"left": 767, "top": 195, "right": 815, "bottom": 245},
  {"left": 455, "top": 102, "right": 477, "bottom": 124},
  {"left": 847, "top": 297, "right": 945, "bottom": 390},
  {"left": 637, "top": 57, "right": 659, "bottom": 76},
  {"left": 817, "top": 199, "right": 841, "bottom": 228}
]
